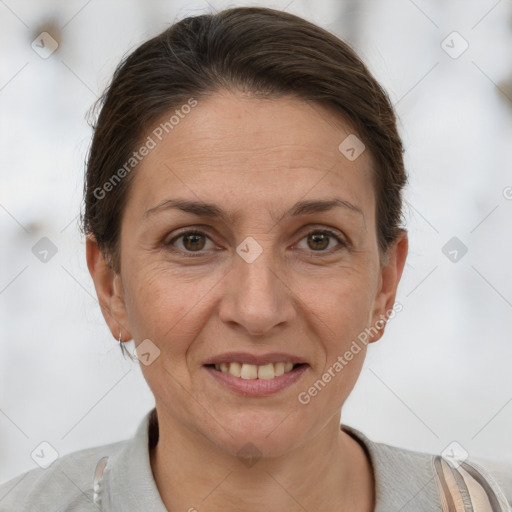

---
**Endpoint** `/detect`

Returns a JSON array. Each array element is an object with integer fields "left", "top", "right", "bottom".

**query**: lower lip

[{"left": 204, "top": 364, "right": 309, "bottom": 396}]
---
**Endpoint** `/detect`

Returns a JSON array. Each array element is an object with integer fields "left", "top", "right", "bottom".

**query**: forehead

[{"left": 127, "top": 91, "right": 374, "bottom": 220}]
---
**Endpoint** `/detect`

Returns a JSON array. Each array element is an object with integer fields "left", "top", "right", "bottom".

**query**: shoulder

[
  {"left": 469, "top": 455, "right": 512, "bottom": 508},
  {"left": 341, "top": 424, "right": 512, "bottom": 511},
  {"left": 0, "top": 439, "right": 127, "bottom": 512},
  {"left": 388, "top": 442, "right": 512, "bottom": 509}
]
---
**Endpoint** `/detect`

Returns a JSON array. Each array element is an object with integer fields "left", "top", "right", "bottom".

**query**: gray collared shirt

[{"left": 1, "top": 408, "right": 510, "bottom": 511}]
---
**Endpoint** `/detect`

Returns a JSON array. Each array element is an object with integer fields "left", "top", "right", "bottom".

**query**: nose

[{"left": 218, "top": 240, "right": 296, "bottom": 337}]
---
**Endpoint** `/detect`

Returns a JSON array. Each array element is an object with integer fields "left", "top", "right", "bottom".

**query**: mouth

[
  {"left": 205, "top": 362, "right": 307, "bottom": 380},
  {"left": 203, "top": 361, "right": 309, "bottom": 396}
]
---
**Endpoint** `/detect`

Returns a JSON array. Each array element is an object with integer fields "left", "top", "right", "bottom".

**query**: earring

[{"left": 118, "top": 331, "right": 122, "bottom": 344}]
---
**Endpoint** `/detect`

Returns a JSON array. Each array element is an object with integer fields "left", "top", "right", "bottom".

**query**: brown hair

[{"left": 80, "top": 6, "right": 406, "bottom": 274}]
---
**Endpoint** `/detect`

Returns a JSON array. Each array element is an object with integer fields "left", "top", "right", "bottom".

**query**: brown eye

[
  {"left": 166, "top": 230, "right": 212, "bottom": 253},
  {"left": 296, "top": 229, "right": 346, "bottom": 253},
  {"left": 307, "top": 232, "right": 330, "bottom": 250},
  {"left": 182, "top": 233, "right": 206, "bottom": 251}
]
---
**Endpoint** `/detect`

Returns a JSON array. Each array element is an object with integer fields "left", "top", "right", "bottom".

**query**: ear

[
  {"left": 86, "top": 234, "right": 132, "bottom": 342},
  {"left": 368, "top": 230, "right": 408, "bottom": 343}
]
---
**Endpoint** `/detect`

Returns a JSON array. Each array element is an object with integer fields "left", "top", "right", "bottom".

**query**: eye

[
  {"left": 165, "top": 230, "right": 214, "bottom": 254},
  {"left": 165, "top": 227, "right": 347, "bottom": 257},
  {"left": 295, "top": 229, "right": 346, "bottom": 254}
]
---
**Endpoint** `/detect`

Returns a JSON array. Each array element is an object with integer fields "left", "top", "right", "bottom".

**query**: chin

[{"left": 200, "top": 409, "right": 307, "bottom": 459}]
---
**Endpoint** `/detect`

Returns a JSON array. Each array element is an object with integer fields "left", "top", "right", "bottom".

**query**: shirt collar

[
  {"left": 341, "top": 423, "right": 442, "bottom": 511},
  {"left": 100, "top": 408, "right": 441, "bottom": 511},
  {"left": 101, "top": 408, "right": 167, "bottom": 512}
]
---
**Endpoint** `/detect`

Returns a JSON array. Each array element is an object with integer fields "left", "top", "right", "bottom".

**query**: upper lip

[{"left": 203, "top": 352, "right": 308, "bottom": 366}]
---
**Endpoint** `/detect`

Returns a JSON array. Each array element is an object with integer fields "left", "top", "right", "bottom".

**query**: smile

[
  {"left": 204, "top": 362, "right": 309, "bottom": 396},
  {"left": 213, "top": 362, "right": 297, "bottom": 380}
]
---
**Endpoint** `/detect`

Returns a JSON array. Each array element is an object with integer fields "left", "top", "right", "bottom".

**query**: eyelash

[{"left": 164, "top": 228, "right": 347, "bottom": 257}]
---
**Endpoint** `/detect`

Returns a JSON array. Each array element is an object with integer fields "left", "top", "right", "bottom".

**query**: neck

[{"left": 150, "top": 408, "right": 375, "bottom": 512}]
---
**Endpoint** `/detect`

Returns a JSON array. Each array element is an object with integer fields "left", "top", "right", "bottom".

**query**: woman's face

[{"left": 88, "top": 90, "right": 407, "bottom": 457}]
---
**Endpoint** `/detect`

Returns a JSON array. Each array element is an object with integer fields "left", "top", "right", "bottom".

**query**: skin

[{"left": 87, "top": 90, "right": 408, "bottom": 511}]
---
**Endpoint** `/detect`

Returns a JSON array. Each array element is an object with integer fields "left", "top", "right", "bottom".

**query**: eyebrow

[{"left": 142, "top": 197, "right": 364, "bottom": 223}]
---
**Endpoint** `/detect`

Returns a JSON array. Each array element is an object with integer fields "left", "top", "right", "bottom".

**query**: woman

[{"left": 1, "top": 6, "right": 510, "bottom": 512}]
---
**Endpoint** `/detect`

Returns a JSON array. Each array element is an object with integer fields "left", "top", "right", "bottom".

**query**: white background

[{"left": 1, "top": 0, "right": 511, "bottom": 485}]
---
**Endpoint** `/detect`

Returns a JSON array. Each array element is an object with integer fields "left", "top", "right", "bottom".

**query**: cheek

[
  {"left": 304, "top": 270, "right": 376, "bottom": 346},
  {"left": 123, "top": 267, "right": 202, "bottom": 405},
  {"left": 123, "top": 263, "right": 185, "bottom": 341},
  {"left": 297, "top": 278, "right": 373, "bottom": 414},
  {"left": 123, "top": 262, "right": 219, "bottom": 357}
]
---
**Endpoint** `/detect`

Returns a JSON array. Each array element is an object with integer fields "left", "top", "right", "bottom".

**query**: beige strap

[{"left": 433, "top": 455, "right": 511, "bottom": 512}]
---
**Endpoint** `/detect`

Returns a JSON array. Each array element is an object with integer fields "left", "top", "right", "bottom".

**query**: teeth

[
  {"left": 228, "top": 362, "right": 241, "bottom": 378},
  {"left": 240, "top": 363, "right": 258, "bottom": 379},
  {"left": 213, "top": 362, "right": 298, "bottom": 379},
  {"left": 274, "top": 362, "right": 285, "bottom": 377},
  {"left": 257, "top": 363, "right": 275, "bottom": 380}
]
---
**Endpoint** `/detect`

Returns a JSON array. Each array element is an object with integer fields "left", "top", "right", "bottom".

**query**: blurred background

[{"left": 1, "top": 0, "right": 512, "bottom": 485}]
